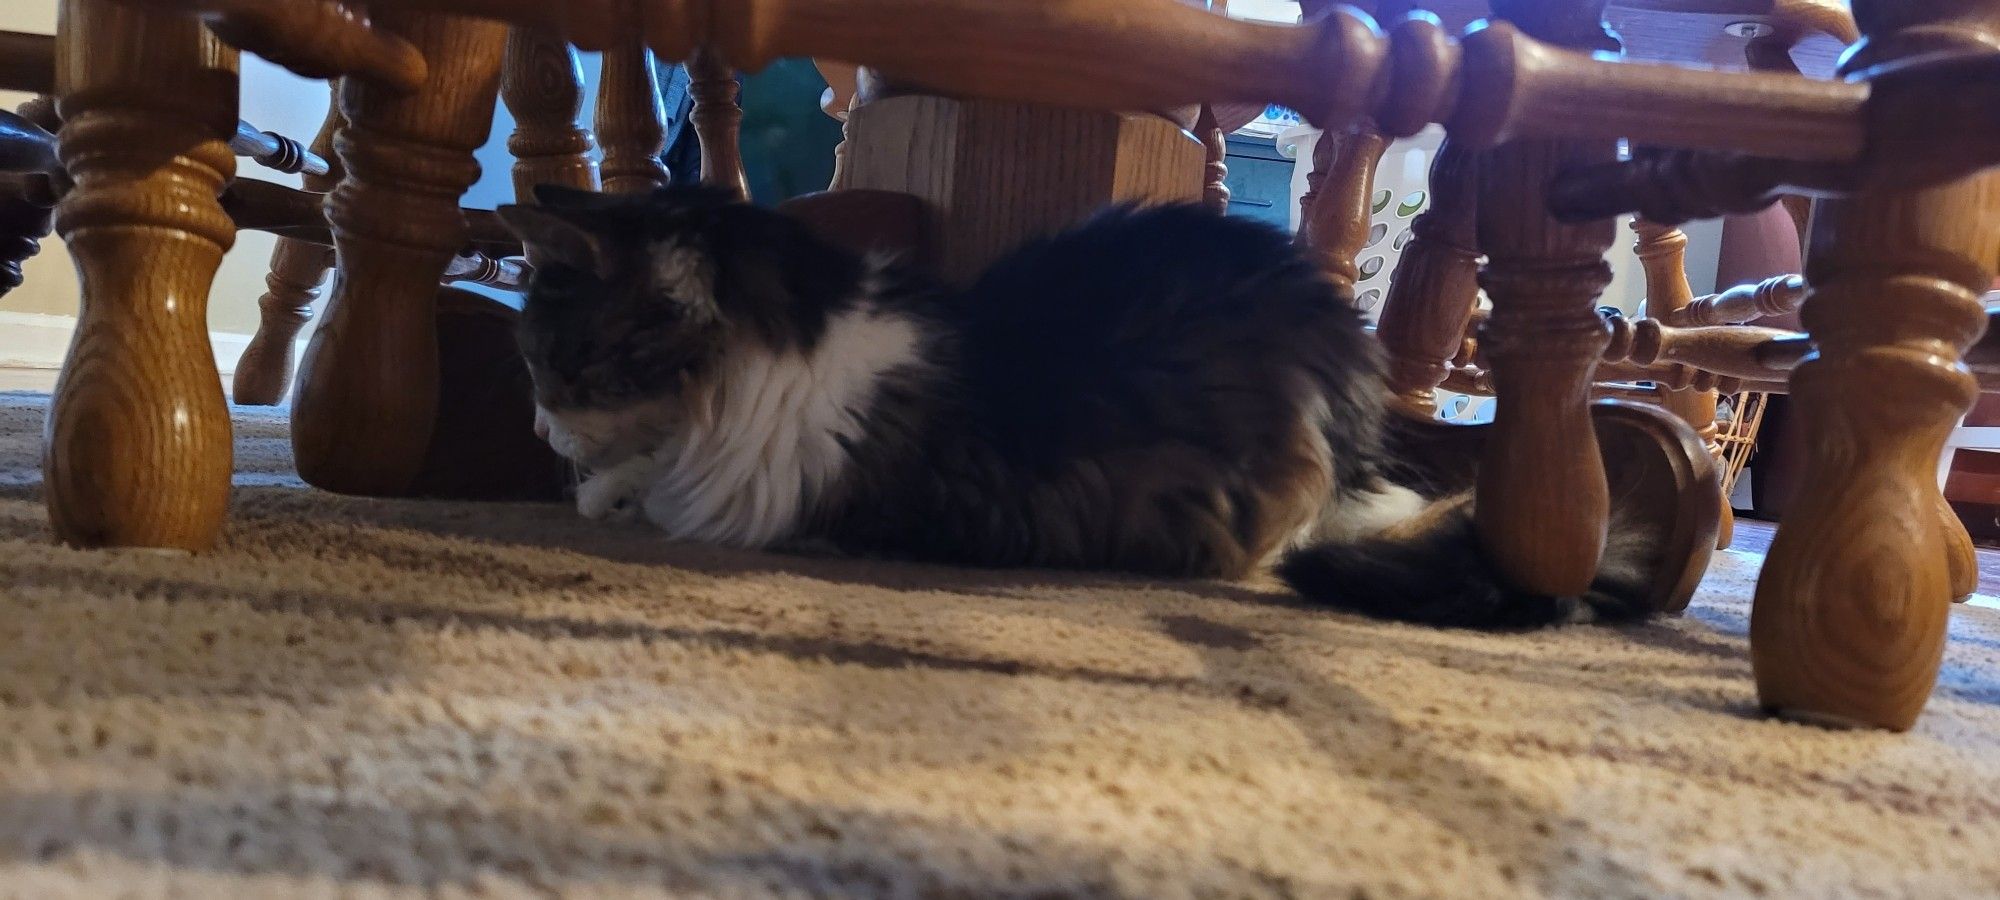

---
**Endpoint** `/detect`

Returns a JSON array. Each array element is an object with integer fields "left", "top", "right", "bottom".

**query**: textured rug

[{"left": 2, "top": 392, "right": 1998, "bottom": 898}]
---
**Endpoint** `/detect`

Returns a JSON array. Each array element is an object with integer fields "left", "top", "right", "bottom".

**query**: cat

[{"left": 498, "top": 184, "right": 1660, "bottom": 629}]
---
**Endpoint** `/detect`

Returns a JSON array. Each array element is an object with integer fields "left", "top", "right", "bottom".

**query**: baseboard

[{"left": 0, "top": 311, "right": 266, "bottom": 398}]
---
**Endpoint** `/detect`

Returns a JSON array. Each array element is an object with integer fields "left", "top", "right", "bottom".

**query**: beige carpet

[{"left": 3, "top": 393, "right": 2000, "bottom": 898}]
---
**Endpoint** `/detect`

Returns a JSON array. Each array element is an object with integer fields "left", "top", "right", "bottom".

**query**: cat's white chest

[{"left": 591, "top": 305, "right": 924, "bottom": 547}]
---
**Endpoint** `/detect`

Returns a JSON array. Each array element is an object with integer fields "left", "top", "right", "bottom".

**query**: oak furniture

[{"left": 34, "top": 0, "right": 2000, "bottom": 734}]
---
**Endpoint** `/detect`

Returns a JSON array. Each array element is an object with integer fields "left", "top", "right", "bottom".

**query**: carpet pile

[{"left": 2, "top": 393, "right": 1998, "bottom": 897}]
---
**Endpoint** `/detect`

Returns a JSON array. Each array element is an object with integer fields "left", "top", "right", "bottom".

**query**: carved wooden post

[
  {"left": 1632, "top": 218, "right": 1735, "bottom": 549},
  {"left": 1473, "top": 0, "right": 1620, "bottom": 598},
  {"left": 233, "top": 83, "right": 342, "bottom": 406},
  {"left": 235, "top": 241, "right": 334, "bottom": 406},
  {"left": 47, "top": 0, "right": 238, "bottom": 550},
  {"left": 291, "top": 11, "right": 509, "bottom": 496},
  {"left": 502, "top": 29, "right": 601, "bottom": 201},
  {"left": 1296, "top": 126, "right": 1388, "bottom": 291},
  {"left": 595, "top": 22, "right": 670, "bottom": 195},
  {"left": 1752, "top": 0, "right": 2000, "bottom": 731},
  {"left": 689, "top": 46, "right": 750, "bottom": 200},
  {"left": 1195, "top": 104, "right": 1230, "bottom": 213},
  {"left": 816, "top": 59, "right": 859, "bottom": 190},
  {"left": 1375, "top": 139, "right": 1482, "bottom": 415}
]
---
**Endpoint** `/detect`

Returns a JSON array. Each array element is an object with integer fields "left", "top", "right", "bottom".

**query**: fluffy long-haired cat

[{"left": 499, "top": 185, "right": 1658, "bottom": 629}]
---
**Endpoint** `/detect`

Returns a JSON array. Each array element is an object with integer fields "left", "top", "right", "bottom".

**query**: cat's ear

[{"left": 498, "top": 204, "right": 610, "bottom": 277}]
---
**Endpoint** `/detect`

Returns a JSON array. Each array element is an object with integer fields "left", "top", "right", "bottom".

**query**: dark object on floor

[{"left": 410, "top": 287, "right": 570, "bottom": 502}]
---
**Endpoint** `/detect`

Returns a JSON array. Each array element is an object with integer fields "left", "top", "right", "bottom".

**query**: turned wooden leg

[
  {"left": 291, "top": 11, "right": 508, "bottom": 497},
  {"left": 1474, "top": 0, "right": 1620, "bottom": 598},
  {"left": 595, "top": 23, "right": 670, "bottom": 195},
  {"left": 814, "top": 59, "right": 860, "bottom": 191},
  {"left": 47, "top": 0, "right": 238, "bottom": 551},
  {"left": 1374, "top": 139, "right": 1481, "bottom": 415},
  {"left": 829, "top": 89, "right": 858, "bottom": 191},
  {"left": 689, "top": 46, "right": 750, "bottom": 199},
  {"left": 233, "top": 83, "right": 343, "bottom": 407},
  {"left": 234, "top": 240, "right": 334, "bottom": 406},
  {"left": 1754, "top": 179, "right": 1997, "bottom": 727},
  {"left": 1942, "top": 490, "right": 1980, "bottom": 602},
  {"left": 1296, "top": 125, "right": 1387, "bottom": 292},
  {"left": 1632, "top": 218, "right": 1735, "bottom": 549},
  {"left": 502, "top": 29, "right": 601, "bottom": 199},
  {"left": 1195, "top": 104, "right": 1229, "bottom": 214},
  {"left": 1752, "top": 0, "right": 2000, "bottom": 730}
]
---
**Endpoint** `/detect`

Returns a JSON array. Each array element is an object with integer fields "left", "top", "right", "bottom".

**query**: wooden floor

[{"left": 1733, "top": 517, "right": 2000, "bottom": 603}]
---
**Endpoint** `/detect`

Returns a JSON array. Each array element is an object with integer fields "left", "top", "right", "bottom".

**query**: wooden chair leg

[
  {"left": 46, "top": 0, "right": 238, "bottom": 551},
  {"left": 815, "top": 59, "right": 860, "bottom": 191},
  {"left": 1374, "top": 138, "right": 1481, "bottom": 415},
  {"left": 595, "top": 25, "right": 669, "bottom": 195},
  {"left": 1195, "top": 104, "right": 1229, "bottom": 214},
  {"left": 830, "top": 88, "right": 859, "bottom": 191},
  {"left": 233, "top": 83, "right": 342, "bottom": 407},
  {"left": 1632, "top": 218, "right": 1735, "bottom": 549},
  {"left": 1296, "top": 125, "right": 1387, "bottom": 292},
  {"left": 1473, "top": 0, "right": 1622, "bottom": 598},
  {"left": 234, "top": 239, "right": 333, "bottom": 406},
  {"left": 502, "top": 29, "right": 601, "bottom": 200},
  {"left": 290, "top": 10, "right": 508, "bottom": 497},
  {"left": 1942, "top": 490, "right": 1980, "bottom": 602},
  {"left": 1390, "top": 399, "right": 1720, "bottom": 614},
  {"left": 689, "top": 46, "right": 750, "bottom": 199},
  {"left": 1752, "top": 0, "right": 2000, "bottom": 731}
]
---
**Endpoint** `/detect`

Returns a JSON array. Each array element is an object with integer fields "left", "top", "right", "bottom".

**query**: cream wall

[{"left": 0, "top": 1, "right": 565, "bottom": 336}]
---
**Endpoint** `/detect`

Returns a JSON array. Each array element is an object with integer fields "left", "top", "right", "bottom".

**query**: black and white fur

[{"left": 500, "top": 185, "right": 1660, "bottom": 629}]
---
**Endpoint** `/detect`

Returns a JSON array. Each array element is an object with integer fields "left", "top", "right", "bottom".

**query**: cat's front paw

[{"left": 576, "top": 470, "right": 645, "bottom": 522}]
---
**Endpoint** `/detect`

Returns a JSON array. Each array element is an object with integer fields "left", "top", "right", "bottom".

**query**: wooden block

[{"left": 843, "top": 95, "right": 1202, "bottom": 283}]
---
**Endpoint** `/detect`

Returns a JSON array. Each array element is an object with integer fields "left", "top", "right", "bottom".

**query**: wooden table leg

[
  {"left": 233, "top": 83, "right": 342, "bottom": 407},
  {"left": 290, "top": 10, "right": 508, "bottom": 497},
  {"left": 1375, "top": 138, "right": 1481, "bottom": 416},
  {"left": 46, "top": 0, "right": 238, "bottom": 551},
  {"left": 1751, "top": 0, "right": 2000, "bottom": 732},
  {"left": 1633, "top": 218, "right": 1735, "bottom": 549},
  {"left": 1473, "top": 0, "right": 1621, "bottom": 598}
]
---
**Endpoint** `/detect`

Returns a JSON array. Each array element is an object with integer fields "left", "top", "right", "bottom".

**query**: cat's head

[{"left": 498, "top": 184, "right": 863, "bottom": 465}]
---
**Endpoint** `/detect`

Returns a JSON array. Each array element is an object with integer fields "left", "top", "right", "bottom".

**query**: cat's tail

[{"left": 1275, "top": 487, "right": 1658, "bottom": 630}]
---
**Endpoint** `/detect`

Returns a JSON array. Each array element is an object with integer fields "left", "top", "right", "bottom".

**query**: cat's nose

[{"left": 533, "top": 409, "right": 552, "bottom": 442}]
